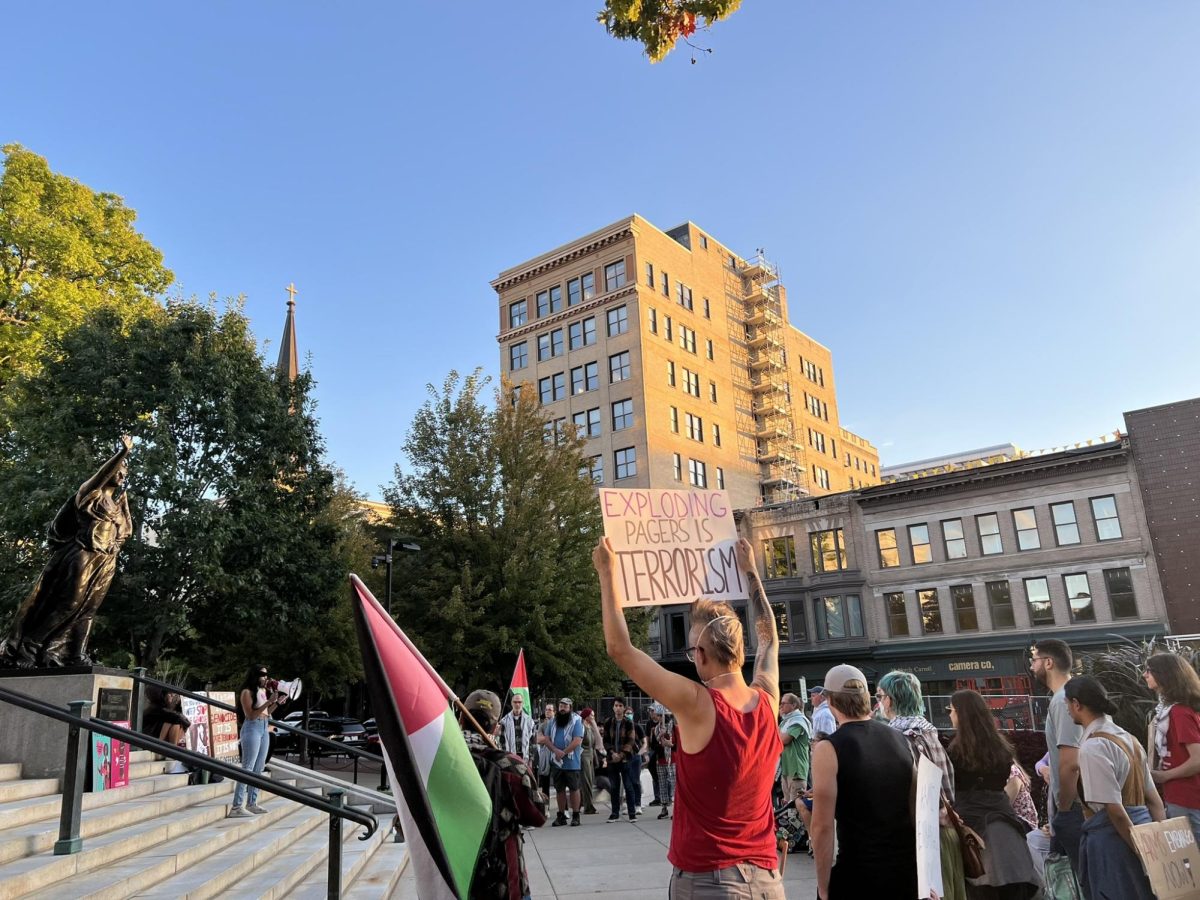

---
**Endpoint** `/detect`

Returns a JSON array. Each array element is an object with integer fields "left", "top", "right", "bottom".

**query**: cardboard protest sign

[
  {"left": 915, "top": 754, "right": 944, "bottom": 899},
  {"left": 1131, "top": 816, "right": 1199, "bottom": 900},
  {"left": 599, "top": 488, "right": 745, "bottom": 607},
  {"left": 181, "top": 695, "right": 212, "bottom": 757},
  {"left": 207, "top": 692, "right": 240, "bottom": 761}
]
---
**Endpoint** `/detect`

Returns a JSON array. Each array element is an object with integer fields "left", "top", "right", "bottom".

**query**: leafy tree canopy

[
  {"left": 599, "top": 0, "right": 742, "bottom": 62},
  {"left": 0, "top": 144, "right": 173, "bottom": 390},
  {"left": 386, "top": 371, "right": 644, "bottom": 700},
  {"left": 0, "top": 299, "right": 362, "bottom": 694}
]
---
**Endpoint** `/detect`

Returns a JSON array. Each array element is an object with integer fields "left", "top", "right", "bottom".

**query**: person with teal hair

[{"left": 877, "top": 670, "right": 966, "bottom": 900}]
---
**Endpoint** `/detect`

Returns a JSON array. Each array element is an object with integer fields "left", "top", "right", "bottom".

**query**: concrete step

[
  {"left": 0, "top": 778, "right": 60, "bottom": 805},
  {"left": 0, "top": 777, "right": 228, "bottom": 866},
  {"left": 122, "top": 803, "right": 326, "bottom": 900},
  {"left": 128, "top": 759, "right": 169, "bottom": 780},
  {"left": 342, "top": 838, "right": 409, "bottom": 900},
  {"left": 278, "top": 806, "right": 386, "bottom": 900},
  {"left": 128, "top": 751, "right": 155, "bottom": 765},
  {"left": 15, "top": 789, "right": 310, "bottom": 900},
  {"left": 0, "top": 773, "right": 192, "bottom": 840},
  {"left": 0, "top": 764, "right": 23, "bottom": 783}
]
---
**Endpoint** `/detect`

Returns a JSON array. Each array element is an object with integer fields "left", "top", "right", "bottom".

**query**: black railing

[
  {"left": 0, "top": 685, "right": 377, "bottom": 900},
  {"left": 129, "top": 670, "right": 382, "bottom": 787}
]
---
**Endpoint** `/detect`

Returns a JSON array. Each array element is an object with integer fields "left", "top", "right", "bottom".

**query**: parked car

[{"left": 275, "top": 715, "right": 367, "bottom": 756}]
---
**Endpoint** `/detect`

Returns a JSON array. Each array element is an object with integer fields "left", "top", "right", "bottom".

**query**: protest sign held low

[
  {"left": 1131, "top": 816, "right": 1200, "bottom": 900},
  {"left": 599, "top": 488, "right": 746, "bottom": 606}
]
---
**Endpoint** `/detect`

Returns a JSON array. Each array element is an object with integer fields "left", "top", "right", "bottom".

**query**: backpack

[{"left": 469, "top": 747, "right": 544, "bottom": 899}]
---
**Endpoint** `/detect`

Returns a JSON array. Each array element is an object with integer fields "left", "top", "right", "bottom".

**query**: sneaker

[
  {"left": 247, "top": 804, "right": 268, "bottom": 815},
  {"left": 607, "top": 813, "right": 620, "bottom": 822},
  {"left": 648, "top": 800, "right": 661, "bottom": 807},
  {"left": 570, "top": 812, "right": 581, "bottom": 827},
  {"left": 657, "top": 807, "right": 671, "bottom": 820},
  {"left": 227, "top": 806, "right": 251, "bottom": 818},
  {"left": 551, "top": 812, "right": 568, "bottom": 827},
  {"left": 629, "top": 813, "right": 639, "bottom": 822}
]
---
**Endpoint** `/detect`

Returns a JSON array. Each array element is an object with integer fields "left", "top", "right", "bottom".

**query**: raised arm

[
  {"left": 739, "top": 538, "right": 780, "bottom": 715},
  {"left": 593, "top": 538, "right": 705, "bottom": 717},
  {"left": 79, "top": 435, "right": 133, "bottom": 498}
]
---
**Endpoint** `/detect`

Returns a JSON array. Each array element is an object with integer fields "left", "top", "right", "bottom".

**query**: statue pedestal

[{"left": 0, "top": 667, "right": 134, "bottom": 781}]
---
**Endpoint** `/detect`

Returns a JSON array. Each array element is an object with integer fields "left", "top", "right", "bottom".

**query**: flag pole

[{"left": 451, "top": 696, "right": 499, "bottom": 750}]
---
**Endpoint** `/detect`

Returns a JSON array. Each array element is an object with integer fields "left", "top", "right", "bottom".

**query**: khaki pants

[
  {"left": 780, "top": 776, "right": 806, "bottom": 805},
  {"left": 669, "top": 864, "right": 784, "bottom": 899}
]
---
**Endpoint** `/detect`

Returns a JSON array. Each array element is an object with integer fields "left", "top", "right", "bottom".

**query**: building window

[
  {"left": 876, "top": 529, "right": 900, "bottom": 568},
  {"left": 706, "top": 339, "right": 714, "bottom": 360},
  {"left": 814, "top": 595, "right": 864, "bottom": 641},
  {"left": 607, "top": 305, "right": 629, "bottom": 337},
  {"left": 611, "top": 399, "right": 634, "bottom": 431},
  {"left": 550, "top": 286, "right": 562, "bottom": 314},
  {"left": 813, "top": 466, "right": 830, "bottom": 490},
  {"left": 712, "top": 423, "right": 721, "bottom": 447},
  {"left": 885, "top": 592, "right": 909, "bottom": 637},
  {"left": 1104, "top": 567, "right": 1138, "bottom": 618},
  {"left": 614, "top": 447, "right": 637, "bottom": 479},
  {"left": 536, "top": 290, "right": 549, "bottom": 318},
  {"left": 1091, "top": 495, "right": 1122, "bottom": 540},
  {"left": 688, "top": 458, "right": 707, "bottom": 488},
  {"left": 567, "top": 277, "right": 581, "bottom": 307},
  {"left": 1013, "top": 508, "right": 1040, "bottom": 551},
  {"left": 583, "top": 455, "right": 603, "bottom": 484},
  {"left": 716, "top": 466, "right": 725, "bottom": 489},
  {"left": 908, "top": 524, "right": 932, "bottom": 564},
  {"left": 1064, "top": 573, "right": 1095, "bottom": 623},
  {"left": 810, "top": 528, "right": 847, "bottom": 573},
  {"left": 667, "top": 361, "right": 676, "bottom": 387},
  {"left": 539, "top": 328, "right": 564, "bottom": 360},
  {"left": 668, "top": 406, "right": 679, "bottom": 433},
  {"left": 665, "top": 611, "right": 687, "bottom": 653},
  {"left": 1024, "top": 577, "right": 1054, "bottom": 625},
  {"left": 551, "top": 372, "right": 565, "bottom": 401},
  {"left": 664, "top": 316, "right": 673, "bottom": 341},
  {"left": 569, "top": 317, "right": 596, "bottom": 349},
  {"left": 1051, "top": 501, "right": 1081, "bottom": 546},
  {"left": 942, "top": 519, "right": 967, "bottom": 559},
  {"left": 572, "top": 407, "right": 601, "bottom": 438},
  {"left": 672, "top": 452, "right": 682, "bottom": 481},
  {"left": 951, "top": 585, "right": 978, "bottom": 631},
  {"left": 677, "top": 282, "right": 693, "bottom": 310},
  {"left": 544, "top": 418, "right": 566, "bottom": 444},
  {"left": 683, "top": 369, "right": 700, "bottom": 397},
  {"left": 581, "top": 272, "right": 595, "bottom": 300},
  {"left": 986, "top": 581, "right": 1015, "bottom": 628},
  {"left": 918, "top": 588, "right": 942, "bottom": 634},
  {"left": 686, "top": 413, "right": 704, "bottom": 442},
  {"left": 680, "top": 326, "right": 696, "bottom": 354},
  {"left": 645, "top": 261, "right": 654, "bottom": 287},
  {"left": 604, "top": 259, "right": 626, "bottom": 292},
  {"left": 660, "top": 271, "right": 669, "bottom": 296},
  {"left": 570, "top": 362, "right": 598, "bottom": 395},
  {"left": 703, "top": 297, "right": 711, "bottom": 319},
  {"left": 809, "top": 429, "right": 826, "bottom": 453},
  {"left": 699, "top": 234, "right": 708, "bottom": 249},
  {"left": 509, "top": 342, "right": 527, "bottom": 371},
  {"left": 509, "top": 299, "right": 527, "bottom": 328},
  {"left": 609, "top": 351, "right": 630, "bottom": 383},
  {"left": 977, "top": 513, "right": 1003, "bottom": 555},
  {"left": 772, "top": 602, "right": 789, "bottom": 642},
  {"left": 648, "top": 307, "right": 657, "bottom": 335}
]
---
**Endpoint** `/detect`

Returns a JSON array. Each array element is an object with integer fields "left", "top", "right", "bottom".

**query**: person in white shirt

[
  {"left": 1065, "top": 675, "right": 1165, "bottom": 900},
  {"left": 810, "top": 686, "right": 837, "bottom": 738}
]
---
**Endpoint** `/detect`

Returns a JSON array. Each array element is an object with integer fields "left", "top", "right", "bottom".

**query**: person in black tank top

[{"left": 811, "top": 664, "right": 918, "bottom": 900}]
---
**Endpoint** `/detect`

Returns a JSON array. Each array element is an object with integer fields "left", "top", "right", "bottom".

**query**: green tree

[
  {"left": 0, "top": 144, "right": 173, "bottom": 390},
  {"left": 0, "top": 299, "right": 360, "bottom": 692},
  {"left": 385, "top": 371, "right": 642, "bottom": 699},
  {"left": 599, "top": 0, "right": 742, "bottom": 62}
]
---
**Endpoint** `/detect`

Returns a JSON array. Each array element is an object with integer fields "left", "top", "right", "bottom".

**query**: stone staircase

[{"left": 0, "top": 751, "right": 409, "bottom": 899}]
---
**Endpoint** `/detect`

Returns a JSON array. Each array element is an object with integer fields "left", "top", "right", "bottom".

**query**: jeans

[
  {"left": 630, "top": 753, "right": 643, "bottom": 807},
  {"left": 1166, "top": 802, "right": 1200, "bottom": 845},
  {"left": 1051, "top": 803, "right": 1084, "bottom": 876},
  {"left": 608, "top": 763, "right": 639, "bottom": 818},
  {"left": 232, "top": 718, "right": 270, "bottom": 808}
]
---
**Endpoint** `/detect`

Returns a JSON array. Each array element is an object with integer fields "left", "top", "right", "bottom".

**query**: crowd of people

[{"left": 449, "top": 537, "right": 1200, "bottom": 899}]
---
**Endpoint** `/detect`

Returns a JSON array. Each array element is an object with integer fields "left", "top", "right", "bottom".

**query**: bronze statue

[{"left": 0, "top": 436, "right": 134, "bottom": 668}]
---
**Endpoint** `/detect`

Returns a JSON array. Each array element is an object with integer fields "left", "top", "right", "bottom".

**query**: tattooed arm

[{"left": 738, "top": 537, "right": 780, "bottom": 716}]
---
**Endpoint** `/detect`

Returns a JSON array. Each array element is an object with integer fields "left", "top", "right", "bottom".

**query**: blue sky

[{"left": 9, "top": 2, "right": 1199, "bottom": 496}]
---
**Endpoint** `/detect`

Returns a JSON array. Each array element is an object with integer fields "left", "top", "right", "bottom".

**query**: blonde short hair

[{"left": 689, "top": 599, "right": 745, "bottom": 668}]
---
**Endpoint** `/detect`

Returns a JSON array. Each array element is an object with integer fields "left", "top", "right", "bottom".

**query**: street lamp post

[{"left": 371, "top": 536, "right": 420, "bottom": 615}]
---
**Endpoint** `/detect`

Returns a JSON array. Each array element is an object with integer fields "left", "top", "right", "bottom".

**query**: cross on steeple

[
  {"left": 285, "top": 282, "right": 298, "bottom": 306},
  {"left": 277, "top": 282, "right": 299, "bottom": 381}
]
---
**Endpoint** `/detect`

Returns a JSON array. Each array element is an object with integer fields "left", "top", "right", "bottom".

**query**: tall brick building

[
  {"left": 492, "top": 215, "right": 880, "bottom": 507},
  {"left": 1125, "top": 397, "right": 1200, "bottom": 633}
]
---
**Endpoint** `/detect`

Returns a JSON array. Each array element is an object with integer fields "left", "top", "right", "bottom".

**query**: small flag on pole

[
  {"left": 349, "top": 574, "right": 491, "bottom": 899},
  {"left": 510, "top": 648, "right": 530, "bottom": 712}
]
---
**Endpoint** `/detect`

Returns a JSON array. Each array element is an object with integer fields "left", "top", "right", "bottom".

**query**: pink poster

[{"left": 108, "top": 720, "right": 130, "bottom": 788}]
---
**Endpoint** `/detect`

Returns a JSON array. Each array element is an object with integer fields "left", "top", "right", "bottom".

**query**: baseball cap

[
  {"left": 464, "top": 689, "right": 502, "bottom": 716},
  {"left": 823, "top": 664, "right": 869, "bottom": 694},
  {"left": 558, "top": 697, "right": 573, "bottom": 708},
  {"left": 808, "top": 685, "right": 825, "bottom": 695}
]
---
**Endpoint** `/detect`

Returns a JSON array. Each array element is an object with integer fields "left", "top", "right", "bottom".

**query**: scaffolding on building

[{"left": 735, "top": 253, "right": 808, "bottom": 504}]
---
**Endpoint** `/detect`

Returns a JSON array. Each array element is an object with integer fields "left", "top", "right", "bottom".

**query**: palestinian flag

[
  {"left": 349, "top": 575, "right": 490, "bottom": 899},
  {"left": 509, "top": 649, "right": 530, "bottom": 711}
]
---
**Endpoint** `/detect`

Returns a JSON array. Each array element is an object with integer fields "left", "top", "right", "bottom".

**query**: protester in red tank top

[
  {"left": 1144, "top": 652, "right": 1200, "bottom": 843},
  {"left": 593, "top": 537, "right": 784, "bottom": 899}
]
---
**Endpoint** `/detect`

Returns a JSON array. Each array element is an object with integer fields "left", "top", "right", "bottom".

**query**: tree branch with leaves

[{"left": 599, "top": 0, "right": 742, "bottom": 62}]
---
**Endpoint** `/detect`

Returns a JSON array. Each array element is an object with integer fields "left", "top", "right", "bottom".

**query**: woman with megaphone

[{"left": 228, "top": 664, "right": 289, "bottom": 817}]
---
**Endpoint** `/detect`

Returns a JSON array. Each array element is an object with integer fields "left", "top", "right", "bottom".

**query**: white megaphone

[{"left": 269, "top": 678, "right": 303, "bottom": 701}]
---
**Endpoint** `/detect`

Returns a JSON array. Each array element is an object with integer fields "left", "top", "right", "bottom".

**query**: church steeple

[{"left": 277, "top": 282, "right": 299, "bottom": 382}]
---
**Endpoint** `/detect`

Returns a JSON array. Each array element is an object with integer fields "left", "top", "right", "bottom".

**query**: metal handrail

[
  {"left": 0, "top": 685, "right": 377, "bottom": 898},
  {"left": 129, "top": 671, "right": 377, "bottom": 768}
]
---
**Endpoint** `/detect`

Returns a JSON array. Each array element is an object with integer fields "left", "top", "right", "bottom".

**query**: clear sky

[{"left": 8, "top": 2, "right": 1199, "bottom": 496}]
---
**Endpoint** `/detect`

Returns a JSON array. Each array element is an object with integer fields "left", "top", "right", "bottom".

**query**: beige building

[{"left": 492, "top": 215, "right": 880, "bottom": 507}]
